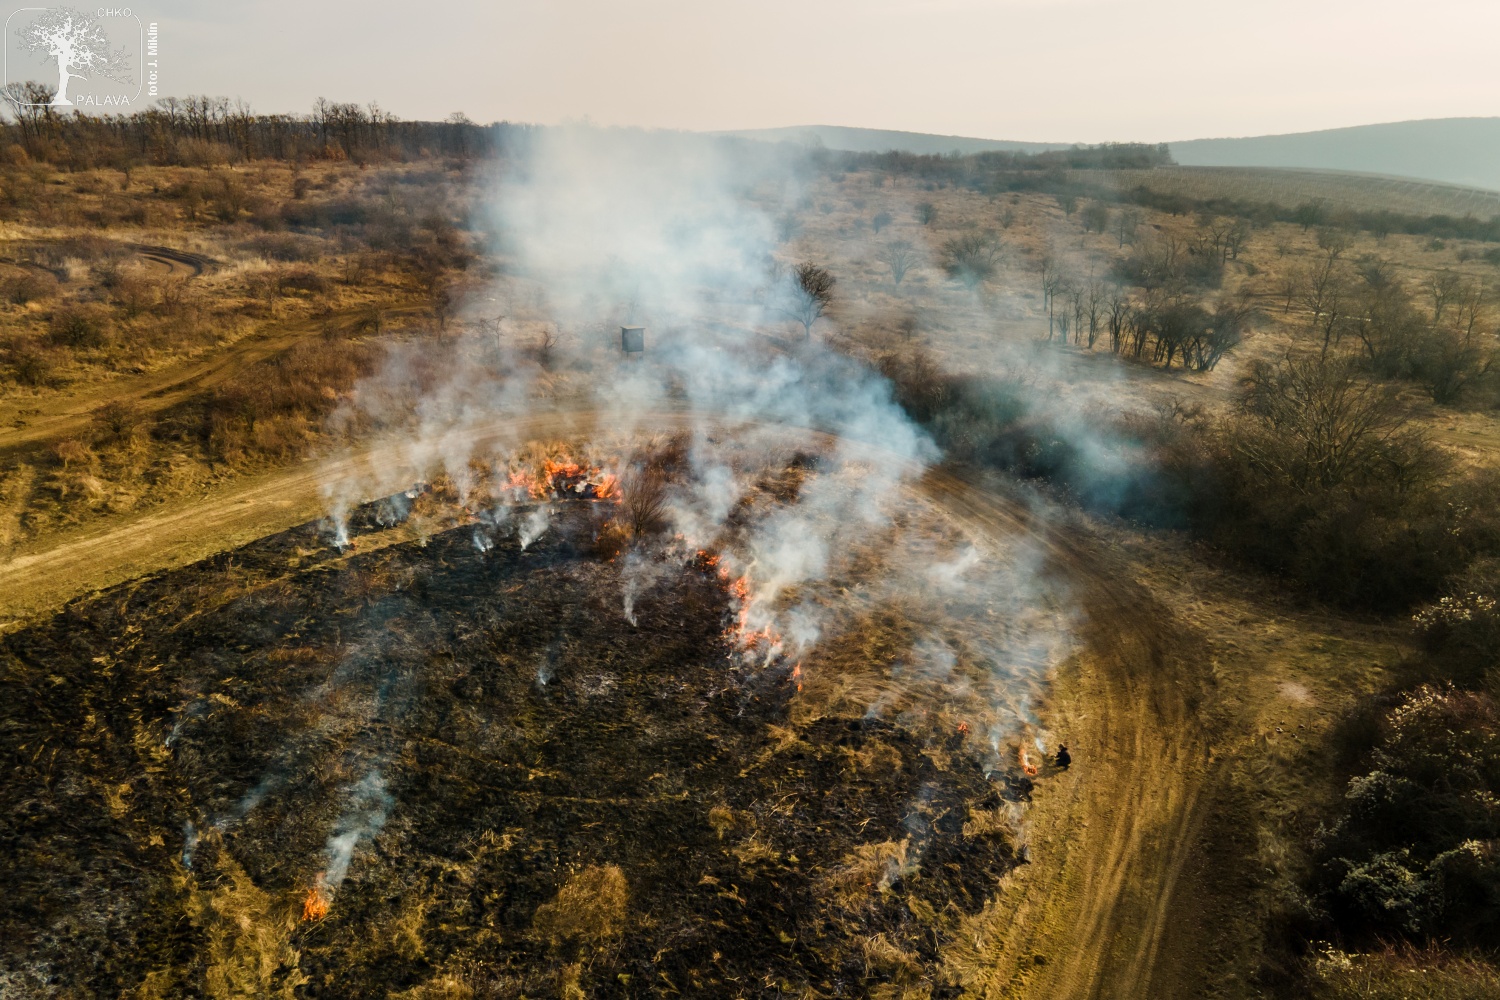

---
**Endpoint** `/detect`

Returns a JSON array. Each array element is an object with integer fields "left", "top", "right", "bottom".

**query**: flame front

[
  {"left": 302, "top": 875, "right": 330, "bottom": 921},
  {"left": 1018, "top": 744, "right": 1038, "bottom": 777},
  {"left": 696, "top": 549, "right": 798, "bottom": 688},
  {"left": 502, "top": 456, "right": 619, "bottom": 502}
]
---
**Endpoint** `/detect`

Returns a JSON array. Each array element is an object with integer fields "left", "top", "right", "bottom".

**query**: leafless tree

[
  {"left": 0, "top": 81, "right": 55, "bottom": 152},
  {"left": 621, "top": 462, "right": 671, "bottom": 537},
  {"left": 1113, "top": 209, "right": 1140, "bottom": 248},
  {"left": 535, "top": 327, "right": 558, "bottom": 367},
  {"left": 880, "top": 239, "right": 918, "bottom": 286},
  {"left": 1080, "top": 202, "right": 1110, "bottom": 234},
  {"left": 1235, "top": 354, "right": 1429, "bottom": 493},
  {"left": 778, "top": 262, "right": 835, "bottom": 339},
  {"left": 941, "top": 232, "right": 1003, "bottom": 289},
  {"left": 1427, "top": 269, "right": 1464, "bottom": 324},
  {"left": 1300, "top": 238, "right": 1353, "bottom": 355}
]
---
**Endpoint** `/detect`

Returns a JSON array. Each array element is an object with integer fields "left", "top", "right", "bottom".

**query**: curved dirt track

[{"left": 0, "top": 409, "right": 1210, "bottom": 1000}]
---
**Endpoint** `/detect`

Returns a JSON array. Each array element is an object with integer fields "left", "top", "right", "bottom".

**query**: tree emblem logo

[{"left": 5, "top": 6, "right": 142, "bottom": 107}]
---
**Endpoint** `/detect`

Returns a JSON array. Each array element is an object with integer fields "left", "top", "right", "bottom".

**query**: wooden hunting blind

[{"left": 621, "top": 326, "right": 645, "bottom": 354}]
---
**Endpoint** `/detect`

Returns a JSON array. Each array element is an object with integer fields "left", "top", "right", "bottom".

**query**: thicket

[{"left": 875, "top": 346, "right": 1500, "bottom": 612}]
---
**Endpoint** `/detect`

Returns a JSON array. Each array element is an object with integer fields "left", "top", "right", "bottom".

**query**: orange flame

[
  {"left": 956, "top": 721, "right": 970, "bottom": 737},
  {"left": 502, "top": 457, "right": 620, "bottom": 503},
  {"left": 1018, "top": 744, "right": 1038, "bottom": 777},
  {"left": 302, "top": 875, "right": 330, "bottom": 921},
  {"left": 696, "top": 548, "right": 794, "bottom": 677}
]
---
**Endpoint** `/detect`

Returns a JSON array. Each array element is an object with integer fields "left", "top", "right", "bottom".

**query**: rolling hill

[{"left": 725, "top": 119, "right": 1500, "bottom": 192}]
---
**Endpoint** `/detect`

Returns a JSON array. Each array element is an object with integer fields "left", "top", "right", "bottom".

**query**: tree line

[{"left": 0, "top": 85, "right": 521, "bottom": 167}]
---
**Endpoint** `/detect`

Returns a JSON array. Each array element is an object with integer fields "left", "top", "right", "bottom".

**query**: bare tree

[
  {"left": 1427, "top": 269, "right": 1464, "bottom": 324},
  {"left": 778, "top": 262, "right": 835, "bottom": 340},
  {"left": 621, "top": 462, "right": 670, "bottom": 537},
  {"left": 1300, "top": 237, "right": 1352, "bottom": 355},
  {"left": 880, "top": 240, "right": 918, "bottom": 286},
  {"left": 0, "top": 81, "right": 55, "bottom": 152},
  {"left": 1084, "top": 277, "right": 1105, "bottom": 348},
  {"left": 941, "top": 232, "right": 1003, "bottom": 289},
  {"left": 1080, "top": 202, "right": 1110, "bottom": 234},
  {"left": 17, "top": 8, "right": 131, "bottom": 106},
  {"left": 915, "top": 202, "right": 936, "bottom": 225},
  {"left": 1113, "top": 209, "right": 1140, "bottom": 248},
  {"left": 1106, "top": 283, "right": 1130, "bottom": 353},
  {"left": 871, "top": 211, "right": 892, "bottom": 234},
  {"left": 1236, "top": 354, "right": 1428, "bottom": 493}
]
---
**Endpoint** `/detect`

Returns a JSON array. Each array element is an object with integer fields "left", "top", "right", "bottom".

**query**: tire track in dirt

[
  {"left": 926, "top": 471, "right": 1212, "bottom": 1000},
  {"left": 0, "top": 410, "right": 1214, "bottom": 1000}
]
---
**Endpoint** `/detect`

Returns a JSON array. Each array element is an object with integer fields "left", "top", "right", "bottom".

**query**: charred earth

[{"left": 1, "top": 494, "right": 1024, "bottom": 998}]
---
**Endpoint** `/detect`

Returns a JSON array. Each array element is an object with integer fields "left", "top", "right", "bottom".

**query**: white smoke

[{"left": 322, "top": 769, "right": 392, "bottom": 891}]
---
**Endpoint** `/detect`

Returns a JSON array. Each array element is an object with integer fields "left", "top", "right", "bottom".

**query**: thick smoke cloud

[{"left": 305, "top": 125, "right": 1081, "bottom": 884}]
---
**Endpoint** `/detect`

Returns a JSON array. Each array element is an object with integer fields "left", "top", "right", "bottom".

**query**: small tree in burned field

[
  {"left": 941, "top": 232, "right": 1003, "bottom": 289},
  {"left": 778, "top": 262, "right": 835, "bottom": 340},
  {"left": 620, "top": 462, "right": 670, "bottom": 537},
  {"left": 880, "top": 239, "right": 919, "bottom": 286}
]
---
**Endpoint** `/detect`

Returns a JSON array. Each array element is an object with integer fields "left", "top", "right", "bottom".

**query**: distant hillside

[
  {"left": 716, "top": 125, "right": 1070, "bottom": 156},
  {"left": 1170, "top": 118, "right": 1500, "bottom": 192}
]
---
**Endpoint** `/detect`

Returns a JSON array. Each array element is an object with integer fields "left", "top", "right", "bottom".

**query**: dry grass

[
  {"left": 1305, "top": 944, "right": 1500, "bottom": 1000},
  {"left": 530, "top": 864, "right": 629, "bottom": 946}
]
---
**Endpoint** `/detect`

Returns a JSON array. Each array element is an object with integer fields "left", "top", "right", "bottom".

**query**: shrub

[
  {"left": 47, "top": 306, "right": 109, "bottom": 348},
  {"left": 1312, "top": 686, "right": 1500, "bottom": 945},
  {"left": 8, "top": 347, "right": 53, "bottom": 386},
  {"left": 241, "top": 232, "right": 325, "bottom": 262},
  {"left": 940, "top": 232, "right": 1002, "bottom": 288},
  {"left": 1, "top": 269, "right": 58, "bottom": 304},
  {"left": 1173, "top": 354, "right": 1499, "bottom": 610},
  {"left": 1413, "top": 560, "right": 1500, "bottom": 686}
]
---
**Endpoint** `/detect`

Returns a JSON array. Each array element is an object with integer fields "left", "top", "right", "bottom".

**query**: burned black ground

[{"left": 0, "top": 498, "right": 1020, "bottom": 999}]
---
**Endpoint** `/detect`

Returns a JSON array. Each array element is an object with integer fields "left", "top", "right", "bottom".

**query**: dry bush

[
  {"left": 619, "top": 462, "right": 669, "bottom": 537},
  {"left": 962, "top": 806, "right": 1018, "bottom": 841},
  {"left": 110, "top": 274, "right": 157, "bottom": 318},
  {"left": 530, "top": 864, "right": 628, "bottom": 946},
  {"left": 205, "top": 338, "right": 377, "bottom": 464},
  {"left": 47, "top": 305, "right": 110, "bottom": 349},
  {"left": 5, "top": 344, "right": 53, "bottom": 386},
  {"left": 90, "top": 401, "right": 144, "bottom": 446},
  {"left": 241, "top": 232, "right": 325, "bottom": 263},
  {"left": 391, "top": 973, "right": 473, "bottom": 1000},
  {"left": 50, "top": 438, "right": 93, "bottom": 471},
  {"left": 707, "top": 804, "right": 737, "bottom": 840},
  {"left": 1305, "top": 943, "right": 1500, "bottom": 1000},
  {"left": 0, "top": 269, "right": 57, "bottom": 304}
]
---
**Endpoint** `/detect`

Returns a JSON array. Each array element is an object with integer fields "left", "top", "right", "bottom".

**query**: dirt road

[{"left": 0, "top": 409, "right": 1213, "bottom": 1000}]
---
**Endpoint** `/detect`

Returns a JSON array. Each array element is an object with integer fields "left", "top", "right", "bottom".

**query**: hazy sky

[{"left": 142, "top": 0, "right": 1498, "bottom": 141}]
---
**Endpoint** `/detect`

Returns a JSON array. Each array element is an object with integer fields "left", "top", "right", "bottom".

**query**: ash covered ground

[{"left": 0, "top": 472, "right": 1059, "bottom": 999}]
